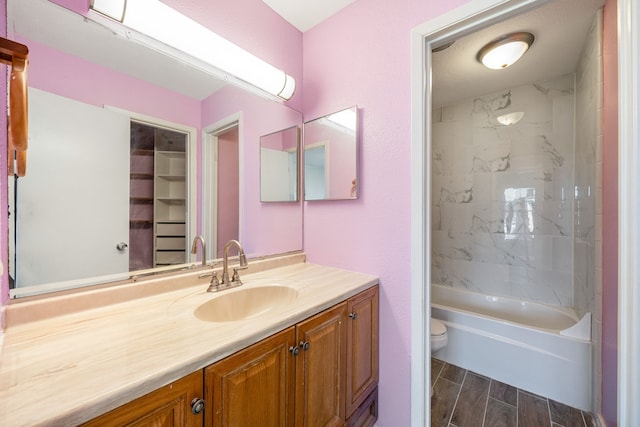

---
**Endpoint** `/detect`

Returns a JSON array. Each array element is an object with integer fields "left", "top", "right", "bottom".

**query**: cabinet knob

[
  {"left": 116, "top": 242, "right": 128, "bottom": 251},
  {"left": 190, "top": 398, "right": 205, "bottom": 415},
  {"left": 348, "top": 312, "right": 358, "bottom": 320},
  {"left": 299, "top": 341, "right": 310, "bottom": 351},
  {"left": 289, "top": 345, "right": 300, "bottom": 356}
]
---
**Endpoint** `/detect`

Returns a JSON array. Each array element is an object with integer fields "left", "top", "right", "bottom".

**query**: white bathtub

[{"left": 431, "top": 284, "right": 592, "bottom": 411}]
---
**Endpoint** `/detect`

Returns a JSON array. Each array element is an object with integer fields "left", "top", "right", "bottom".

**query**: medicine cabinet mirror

[
  {"left": 303, "top": 106, "right": 359, "bottom": 201},
  {"left": 260, "top": 126, "right": 300, "bottom": 202}
]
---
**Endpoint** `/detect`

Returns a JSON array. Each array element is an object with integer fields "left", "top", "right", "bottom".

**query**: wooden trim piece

[
  {"left": 1, "top": 37, "right": 29, "bottom": 177},
  {"left": 0, "top": 37, "right": 28, "bottom": 63}
]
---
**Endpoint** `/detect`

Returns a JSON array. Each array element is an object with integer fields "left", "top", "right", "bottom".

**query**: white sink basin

[{"left": 194, "top": 285, "right": 299, "bottom": 322}]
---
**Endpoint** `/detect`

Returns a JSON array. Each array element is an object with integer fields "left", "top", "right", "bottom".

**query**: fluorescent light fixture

[
  {"left": 477, "top": 32, "right": 534, "bottom": 70},
  {"left": 497, "top": 111, "right": 524, "bottom": 125},
  {"left": 90, "top": 0, "right": 295, "bottom": 100}
]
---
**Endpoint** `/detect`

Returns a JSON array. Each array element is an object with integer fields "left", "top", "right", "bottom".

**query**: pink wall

[
  {"left": 261, "top": 126, "right": 298, "bottom": 151},
  {"left": 601, "top": 0, "right": 618, "bottom": 424},
  {"left": 20, "top": 38, "right": 200, "bottom": 128},
  {"left": 302, "top": 1, "right": 469, "bottom": 424}
]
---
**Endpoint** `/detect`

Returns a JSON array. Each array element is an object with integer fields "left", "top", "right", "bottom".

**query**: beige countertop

[{"left": 0, "top": 260, "right": 378, "bottom": 427}]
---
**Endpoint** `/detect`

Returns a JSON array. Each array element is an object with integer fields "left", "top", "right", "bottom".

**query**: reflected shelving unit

[
  {"left": 129, "top": 123, "right": 187, "bottom": 269},
  {"left": 154, "top": 132, "right": 187, "bottom": 267}
]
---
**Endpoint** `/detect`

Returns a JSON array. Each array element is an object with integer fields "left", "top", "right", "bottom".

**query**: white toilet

[{"left": 431, "top": 318, "right": 448, "bottom": 352}]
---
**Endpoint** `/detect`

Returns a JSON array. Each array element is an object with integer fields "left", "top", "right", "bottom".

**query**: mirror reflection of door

[
  {"left": 8, "top": 88, "right": 194, "bottom": 290},
  {"left": 203, "top": 123, "right": 240, "bottom": 259},
  {"left": 304, "top": 143, "right": 328, "bottom": 200},
  {"left": 9, "top": 88, "right": 130, "bottom": 288}
]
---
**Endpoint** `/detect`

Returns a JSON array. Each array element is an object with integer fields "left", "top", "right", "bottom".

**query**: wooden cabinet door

[
  {"left": 295, "top": 302, "right": 347, "bottom": 427},
  {"left": 81, "top": 371, "right": 204, "bottom": 427},
  {"left": 204, "top": 327, "right": 296, "bottom": 427},
  {"left": 345, "top": 286, "right": 379, "bottom": 418}
]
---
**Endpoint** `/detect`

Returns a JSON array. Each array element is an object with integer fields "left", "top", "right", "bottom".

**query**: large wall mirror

[
  {"left": 6, "top": 0, "right": 303, "bottom": 297},
  {"left": 260, "top": 126, "right": 300, "bottom": 202},
  {"left": 303, "top": 106, "right": 359, "bottom": 201}
]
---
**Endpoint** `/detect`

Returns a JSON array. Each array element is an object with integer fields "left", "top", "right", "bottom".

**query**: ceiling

[
  {"left": 262, "top": 0, "right": 357, "bottom": 32},
  {"left": 431, "top": 0, "right": 605, "bottom": 107}
]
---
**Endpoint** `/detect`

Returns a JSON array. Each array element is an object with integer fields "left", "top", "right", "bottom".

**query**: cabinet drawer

[
  {"left": 156, "top": 222, "right": 186, "bottom": 235},
  {"left": 156, "top": 237, "right": 185, "bottom": 250},
  {"left": 156, "top": 251, "right": 185, "bottom": 264},
  {"left": 347, "top": 387, "right": 378, "bottom": 427}
]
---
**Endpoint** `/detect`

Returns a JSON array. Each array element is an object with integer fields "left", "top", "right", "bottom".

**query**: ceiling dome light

[
  {"left": 477, "top": 32, "right": 534, "bottom": 70},
  {"left": 497, "top": 111, "right": 524, "bottom": 125}
]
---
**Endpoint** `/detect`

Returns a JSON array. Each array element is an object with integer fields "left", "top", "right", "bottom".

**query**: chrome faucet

[
  {"left": 191, "top": 235, "right": 206, "bottom": 267},
  {"left": 221, "top": 239, "right": 248, "bottom": 286}
]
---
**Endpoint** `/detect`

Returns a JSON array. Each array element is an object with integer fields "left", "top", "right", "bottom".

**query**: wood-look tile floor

[{"left": 431, "top": 358, "right": 598, "bottom": 427}]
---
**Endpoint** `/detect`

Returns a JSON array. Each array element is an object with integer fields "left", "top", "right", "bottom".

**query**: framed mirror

[
  {"left": 6, "top": 0, "right": 303, "bottom": 297},
  {"left": 303, "top": 106, "right": 359, "bottom": 201},
  {"left": 260, "top": 126, "right": 300, "bottom": 202}
]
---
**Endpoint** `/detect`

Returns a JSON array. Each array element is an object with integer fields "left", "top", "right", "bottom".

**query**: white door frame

[
  {"left": 410, "top": 0, "right": 639, "bottom": 426},
  {"left": 616, "top": 0, "right": 640, "bottom": 425},
  {"left": 106, "top": 106, "right": 198, "bottom": 263},
  {"left": 202, "top": 114, "right": 241, "bottom": 260}
]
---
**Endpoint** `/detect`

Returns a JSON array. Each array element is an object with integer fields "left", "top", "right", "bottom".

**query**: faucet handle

[
  {"left": 231, "top": 268, "right": 243, "bottom": 284},
  {"left": 206, "top": 272, "right": 221, "bottom": 292},
  {"left": 198, "top": 270, "right": 215, "bottom": 279}
]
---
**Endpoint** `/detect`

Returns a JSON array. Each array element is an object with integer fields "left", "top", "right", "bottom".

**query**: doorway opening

[
  {"left": 129, "top": 121, "right": 189, "bottom": 270},
  {"left": 409, "top": 0, "right": 610, "bottom": 424},
  {"left": 203, "top": 120, "right": 240, "bottom": 260}
]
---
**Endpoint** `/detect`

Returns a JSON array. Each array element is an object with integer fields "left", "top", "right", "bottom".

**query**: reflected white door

[
  {"left": 304, "top": 145, "right": 327, "bottom": 200},
  {"left": 261, "top": 148, "right": 291, "bottom": 201},
  {"left": 14, "top": 88, "right": 130, "bottom": 287}
]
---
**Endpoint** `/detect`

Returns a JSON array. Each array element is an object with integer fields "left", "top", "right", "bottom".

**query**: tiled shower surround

[{"left": 431, "top": 74, "right": 582, "bottom": 308}]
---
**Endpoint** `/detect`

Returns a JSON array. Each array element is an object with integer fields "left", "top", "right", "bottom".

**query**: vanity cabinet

[
  {"left": 81, "top": 371, "right": 204, "bottom": 427},
  {"left": 204, "top": 327, "right": 296, "bottom": 427},
  {"left": 81, "top": 285, "right": 378, "bottom": 427},
  {"left": 345, "top": 286, "right": 379, "bottom": 421},
  {"left": 294, "top": 302, "right": 348, "bottom": 427},
  {"left": 204, "top": 285, "right": 379, "bottom": 427}
]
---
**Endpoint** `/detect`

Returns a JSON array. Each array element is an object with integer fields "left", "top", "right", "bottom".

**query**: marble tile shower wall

[
  {"left": 574, "top": 11, "right": 602, "bottom": 412},
  {"left": 432, "top": 74, "right": 576, "bottom": 307}
]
